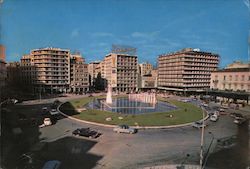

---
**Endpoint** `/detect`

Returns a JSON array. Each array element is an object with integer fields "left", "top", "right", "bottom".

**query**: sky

[{"left": 0, "top": 0, "right": 249, "bottom": 68}]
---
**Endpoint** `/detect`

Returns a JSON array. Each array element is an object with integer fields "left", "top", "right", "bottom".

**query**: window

[
  {"left": 242, "top": 75, "right": 245, "bottom": 81},
  {"left": 223, "top": 75, "right": 226, "bottom": 80},
  {"left": 235, "top": 75, "right": 238, "bottom": 81},
  {"left": 229, "top": 75, "right": 232, "bottom": 81}
]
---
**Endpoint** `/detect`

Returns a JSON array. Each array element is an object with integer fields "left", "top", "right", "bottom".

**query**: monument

[{"left": 106, "top": 84, "right": 112, "bottom": 104}]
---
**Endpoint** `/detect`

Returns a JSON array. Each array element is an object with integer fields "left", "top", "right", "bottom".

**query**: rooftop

[{"left": 159, "top": 48, "right": 219, "bottom": 57}]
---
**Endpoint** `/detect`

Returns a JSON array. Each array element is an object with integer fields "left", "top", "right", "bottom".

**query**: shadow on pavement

[
  {"left": 38, "top": 136, "right": 103, "bottom": 169},
  {"left": 206, "top": 120, "right": 249, "bottom": 169},
  {"left": 1, "top": 102, "right": 103, "bottom": 169}
]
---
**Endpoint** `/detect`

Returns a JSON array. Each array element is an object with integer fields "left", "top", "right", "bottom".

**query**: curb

[{"left": 57, "top": 102, "right": 209, "bottom": 129}]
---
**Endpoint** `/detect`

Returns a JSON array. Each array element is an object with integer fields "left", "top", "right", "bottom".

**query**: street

[{"left": 1, "top": 96, "right": 249, "bottom": 169}]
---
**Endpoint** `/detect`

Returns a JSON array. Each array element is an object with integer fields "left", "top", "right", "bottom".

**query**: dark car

[{"left": 72, "top": 128, "right": 101, "bottom": 138}]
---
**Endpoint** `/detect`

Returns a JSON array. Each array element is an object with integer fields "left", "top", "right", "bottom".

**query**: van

[{"left": 42, "top": 160, "right": 61, "bottom": 169}]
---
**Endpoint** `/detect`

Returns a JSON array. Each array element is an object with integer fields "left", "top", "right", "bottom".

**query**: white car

[
  {"left": 210, "top": 114, "right": 218, "bottom": 122},
  {"left": 192, "top": 121, "right": 206, "bottom": 128},
  {"left": 113, "top": 125, "right": 137, "bottom": 134},
  {"left": 39, "top": 118, "right": 52, "bottom": 128}
]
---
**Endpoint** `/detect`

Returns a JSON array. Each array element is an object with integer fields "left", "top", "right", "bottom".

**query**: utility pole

[{"left": 199, "top": 106, "right": 205, "bottom": 169}]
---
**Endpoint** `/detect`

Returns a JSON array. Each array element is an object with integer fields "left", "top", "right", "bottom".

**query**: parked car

[
  {"left": 50, "top": 109, "right": 59, "bottom": 116},
  {"left": 192, "top": 121, "right": 206, "bottom": 128},
  {"left": 42, "top": 160, "right": 61, "bottom": 169},
  {"left": 113, "top": 125, "right": 137, "bottom": 134},
  {"left": 72, "top": 128, "right": 101, "bottom": 138},
  {"left": 219, "top": 108, "right": 228, "bottom": 115},
  {"left": 233, "top": 117, "right": 247, "bottom": 125},
  {"left": 230, "top": 112, "right": 243, "bottom": 118},
  {"left": 39, "top": 118, "right": 52, "bottom": 128},
  {"left": 210, "top": 114, "right": 218, "bottom": 122}
]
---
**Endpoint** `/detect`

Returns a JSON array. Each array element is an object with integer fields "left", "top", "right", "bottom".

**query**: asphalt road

[
  {"left": 2, "top": 95, "right": 249, "bottom": 169},
  {"left": 37, "top": 103, "right": 240, "bottom": 169}
]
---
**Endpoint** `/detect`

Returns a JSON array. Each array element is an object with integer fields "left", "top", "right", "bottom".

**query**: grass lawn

[{"left": 59, "top": 96, "right": 203, "bottom": 126}]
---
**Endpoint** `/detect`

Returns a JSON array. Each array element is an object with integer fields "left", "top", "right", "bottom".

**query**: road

[
  {"left": 38, "top": 105, "right": 239, "bottom": 169},
  {"left": 2, "top": 95, "right": 249, "bottom": 169}
]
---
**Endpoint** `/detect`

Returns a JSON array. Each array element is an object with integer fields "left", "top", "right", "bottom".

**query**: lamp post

[
  {"left": 199, "top": 106, "right": 205, "bottom": 169},
  {"left": 202, "top": 131, "right": 215, "bottom": 169}
]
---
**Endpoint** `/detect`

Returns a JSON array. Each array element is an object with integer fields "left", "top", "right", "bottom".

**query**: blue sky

[{"left": 1, "top": 0, "right": 249, "bottom": 68}]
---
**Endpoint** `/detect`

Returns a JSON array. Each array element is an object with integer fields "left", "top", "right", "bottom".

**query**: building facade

[
  {"left": 22, "top": 47, "right": 70, "bottom": 93},
  {"left": 20, "top": 55, "right": 37, "bottom": 87},
  {"left": 88, "top": 61, "right": 101, "bottom": 86},
  {"left": 141, "top": 69, "right": 158, "bottom": 89},
  {"left": 0, "top": 45, "right": 7, "bottom": 91},
  {"left": 70, "top": 54, "right": 89, "bottom": 93},
  {"left": 139, "top": 62, "right": 153, "bottom": 76},
  {"left": 158, "top": 48, "right": 219, "bottom": 92},
  {"left": 210, "top": 62, "right": 250, "bottom": 92},
  {"left": 104, "top": 53, "right": 138, "bottom": 92}
]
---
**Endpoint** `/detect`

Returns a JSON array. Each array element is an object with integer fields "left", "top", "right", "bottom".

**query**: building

[
  {"left": 104, "top": 52, "right": 138, "bottom": 92},
  {"left": 139, "top": 62, "right": 153, "bottom": 76},
  {"left": 20, "top": 55, "right": 37, "bottom": 88},
  {"left": 22, "top": 47, "right": 70, "bottom": 93},
  {"left": 0, "top": 45, "right": 7, "bottom": 91},
  {"left": 70, "top": 54, "right": 89, "bottom": 93},
  {"left": 158, "top": 48, "right": 219, "bottom": 92},
  {"left": 140, "top": 68, "right": 158, "bottom": 90},
  {"left": 210, "top": 61, "right": 250, "bottom": 92},
  {"left": 88, "top": 61, "right": 101, "bottom": 86},
  {"left": 6, "top": 62, "right": 22, "bottom": 88}
]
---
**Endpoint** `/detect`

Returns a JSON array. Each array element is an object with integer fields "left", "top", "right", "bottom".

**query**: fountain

[
  {"left": 106, "top": 84, "right": 112, "bottom": 104},
  {"left": 88, "top": 90, "right": 177, "bottom": 114}
]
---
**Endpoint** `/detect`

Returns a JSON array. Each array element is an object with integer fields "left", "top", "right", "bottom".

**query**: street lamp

[
  {"left": 202, "top": 131, "right": 215, "bottom": 169},
  {"left": 199, "top": 105, "right": 205, "bottom": 169}
]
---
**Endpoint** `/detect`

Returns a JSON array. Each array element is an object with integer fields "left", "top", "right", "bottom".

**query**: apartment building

[
  {"left": 139, "top": 62, "right": 153, "bottom": 76},
  {"left": 20, "top": 55, "right": 37, "bottom": 87},
  {"left": 22, "top": 47, "right": 70, "bottom": 93},
  {"left": 70, "top": 54, "right": 89, "bottom": 93},
  {"left": 6, "top": 62, "right": 22, "bottom": 87},
  {"left": 210, "top": 61, "right": 250, "bottom": 92},
  {"left": 140, "top": 68, "right": 158, "bottom": 89},
  {"left": 104, "top": 53, "right": 138, "bottom": 92},
  {"left": 158, "top": 48, "right": 219, "bottom": 92},
  {"left": 88, "top": 61, "right": 101, "bottom": 86}
]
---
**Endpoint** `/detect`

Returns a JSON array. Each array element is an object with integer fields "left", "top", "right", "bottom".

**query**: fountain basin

[{"left": 86, "top": 97, "right": 177, "bottom": 114}]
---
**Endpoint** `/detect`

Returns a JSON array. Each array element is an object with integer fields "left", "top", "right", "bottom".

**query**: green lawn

[{"left": 59, "top": 96, "right": 203, "bottom": 126}]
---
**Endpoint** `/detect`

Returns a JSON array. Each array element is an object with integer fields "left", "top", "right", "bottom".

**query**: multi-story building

[
  {"left": 104, "top": 53, "right": 138, "bottom": 92},
  {"left": 0, "top": 45, "right": 7, "bottom": 91},
  {"left": 140, "top": 68, "right": 158, "bottom": 90},
  {"left": 70, "top": 54, "right": 89, "bottom": 93},
  {"left": 22, "top": 47, "right": 70, "bottom": 93},
  {"left": 158, "top": 48, "right": 219, "bottom": 92},
  {"left": 20, "top": 55, "right": 37, "bottom": 87},
  {"left": 6, "top": 62, "right": 22, "bottom": 87},
  {"left": 139, "top": 62, "right": 153, "bottom": 76},
  {"left": 88, "top": 61, "right": 101, "bottom": 86},
  {"left": 210, "top": 61, "right": 250, "bottom": 92}
]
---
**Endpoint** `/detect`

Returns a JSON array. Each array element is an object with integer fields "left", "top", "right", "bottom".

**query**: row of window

[{"left": 220, "top": 75, "right": 250, "bottom": 81}]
